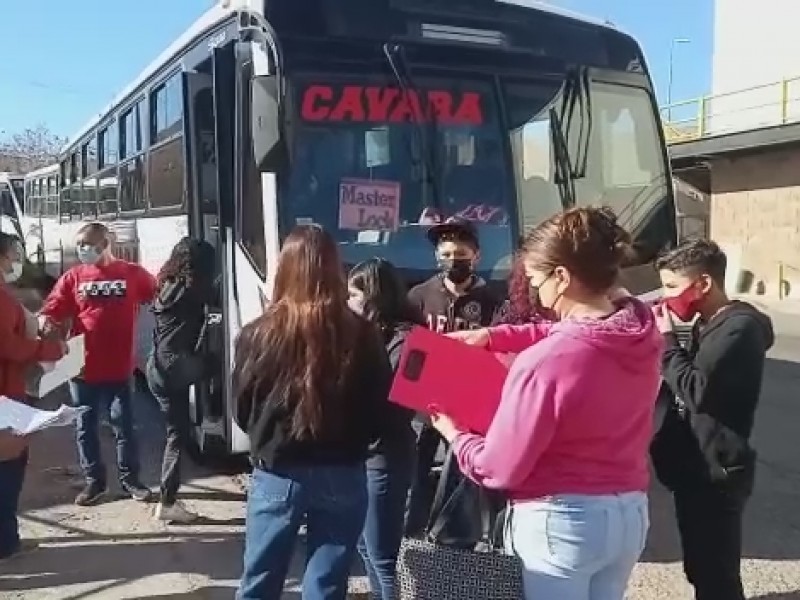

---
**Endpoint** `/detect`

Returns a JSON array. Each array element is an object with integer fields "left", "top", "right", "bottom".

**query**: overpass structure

[{"left": 662, "top": 76, "right": 800, "bottom": 300}]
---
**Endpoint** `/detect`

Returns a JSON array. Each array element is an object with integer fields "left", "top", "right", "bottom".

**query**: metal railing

[{"left": 661, "top": 76, "right": 800, "bottom": 143}]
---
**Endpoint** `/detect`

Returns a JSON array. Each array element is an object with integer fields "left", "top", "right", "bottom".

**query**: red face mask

[{"left": 663, "top": 283, "right": 702, "bottom": 322}]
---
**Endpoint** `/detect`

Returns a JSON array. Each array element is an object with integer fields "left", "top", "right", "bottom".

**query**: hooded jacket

[
  {"left": 453, "top": 297, "right": 663, "bottom": 500},
  {"left": 651, "top": 301, "right": 774, "bottom": 492},
  {"left": 151, "top": 276, "right": 218, "bottom": 372},
  {"left": 366, "top": 323, "right": 417, "bottom": 469}
]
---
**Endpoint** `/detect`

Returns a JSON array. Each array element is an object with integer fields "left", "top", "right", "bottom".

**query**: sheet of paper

[
  {"left": 0, "top": 397, "right": 89, "bottom": 436},
  {"left": 38, "top": 335, "right": 85, "bottom": 397}
]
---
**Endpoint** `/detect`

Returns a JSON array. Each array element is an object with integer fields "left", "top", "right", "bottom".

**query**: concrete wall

[
  {"left": 710, "top": 0, "right": 800, "bottom": 134},
  {"left": 709, "top": 146, "right": 800, "bottom": 297}
]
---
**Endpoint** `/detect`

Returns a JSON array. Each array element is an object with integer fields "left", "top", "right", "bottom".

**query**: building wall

[
  {"left": 710, "top": 0, "right": 800, "bottom": 134},
  {"left": 710, "top": 146, "right": 800, "bottom": 297}
]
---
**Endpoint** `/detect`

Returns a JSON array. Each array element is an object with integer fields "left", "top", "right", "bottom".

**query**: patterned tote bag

[{"left": 396, "top": 448, "right": 524, "bottom": 600}]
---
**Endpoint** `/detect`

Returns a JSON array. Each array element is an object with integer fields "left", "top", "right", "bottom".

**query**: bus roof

[
  {"left": 62, "top": 0, "right": 243, "bottom": 154},
  {"left": 497, "top": 0, "right": 613, "bottom": 29},
  {"left": 63, "top": 0, "right": 622, "bottom": 154},
  {"left": 24, "top": 163, "right": 59, "bottom": 179}
]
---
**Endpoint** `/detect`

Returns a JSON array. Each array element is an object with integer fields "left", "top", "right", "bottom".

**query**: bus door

[{"left": 183, "top": 55, "right": 228, "bottom": 453}]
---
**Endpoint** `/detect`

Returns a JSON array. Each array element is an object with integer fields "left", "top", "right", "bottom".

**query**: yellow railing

[{"left": 661, "top": 76, "right": 800, "bottom": 143}]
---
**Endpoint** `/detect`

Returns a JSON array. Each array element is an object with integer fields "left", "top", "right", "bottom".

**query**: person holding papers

[
  {"left": 40, "top": 222, "right": 157, "bottom": 506},
  {"left": 0, "top": 232, "right": 66, "bottom": 560},
  {"left": 430, "top": 207, "right": 663, "bottom": 600}
]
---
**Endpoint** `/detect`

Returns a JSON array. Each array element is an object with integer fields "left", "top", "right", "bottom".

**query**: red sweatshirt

[
  {"left": 41, "top": 260, "right": 157, "bottom": 384},
  {"left": 0, "top": 285, "right": 64, "bottom": 400}
]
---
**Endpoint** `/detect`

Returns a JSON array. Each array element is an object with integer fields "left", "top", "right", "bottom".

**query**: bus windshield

[
  {"left": 281, "top": 72, "right": 667, "bottom": 275},
  {"left": 282, "top": 73, "right": 526, "bottom": 275},
  {"left": 506, "top": 80, "right": 668, "bottom": 239}
]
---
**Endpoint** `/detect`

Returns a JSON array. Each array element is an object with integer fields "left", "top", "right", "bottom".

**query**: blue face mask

[{"left": 77, "top": 244, "right": 102, "bottom": 265}]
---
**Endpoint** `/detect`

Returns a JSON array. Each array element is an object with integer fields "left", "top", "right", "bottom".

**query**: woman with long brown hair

[{"left": 234, "top": 225, "right": 392, "bottom": 600}]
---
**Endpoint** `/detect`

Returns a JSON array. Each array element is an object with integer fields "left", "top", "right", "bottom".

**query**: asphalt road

[{"left": 2, "top": 334, "right": 800, "bottom": 599}]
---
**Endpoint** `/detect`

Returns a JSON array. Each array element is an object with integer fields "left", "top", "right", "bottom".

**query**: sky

[{"left": 0, "top": 0, "right": 713, "bottom": 141}]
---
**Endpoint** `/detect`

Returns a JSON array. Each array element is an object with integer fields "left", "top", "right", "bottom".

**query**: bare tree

[{"left": 0, "top": 124, "right": 67, "bottom": 173}]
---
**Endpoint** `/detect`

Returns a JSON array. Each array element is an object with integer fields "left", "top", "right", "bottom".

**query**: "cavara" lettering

[{"left": 301, "top": 85, "right": 483, "bottom": 125}]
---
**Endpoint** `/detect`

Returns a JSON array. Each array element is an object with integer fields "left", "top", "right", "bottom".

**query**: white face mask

[{"left": 4, "top": 262, "right": 23, "bottom": 283}]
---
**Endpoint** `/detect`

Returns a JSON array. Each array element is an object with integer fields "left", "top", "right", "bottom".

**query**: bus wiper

[
  {"left": 557, "top": 67, "right": 592, "bottom": 180},
  {"left": 549, "top": 106, "right": 576, "bottom": 208},
  {"left": 383, "top": 43, "right": 442, "bottom": 214}
]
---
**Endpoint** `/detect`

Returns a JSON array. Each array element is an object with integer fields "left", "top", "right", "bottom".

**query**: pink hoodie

[{"left": 453, "top": 297, "right": 663, "bottom": 500}]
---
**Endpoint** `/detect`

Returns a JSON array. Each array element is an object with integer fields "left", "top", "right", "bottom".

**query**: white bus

[
  {"left": 35, "top": 0, "right": 677, "bottom": 456},
  {"left": 0, "top": 172, "right": 25, "bottom": 241}
]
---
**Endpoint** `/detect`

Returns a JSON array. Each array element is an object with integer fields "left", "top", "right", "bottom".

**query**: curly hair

[
  {"left": 157, "top": 237, "right": 216, "bottom": 287},
  {"left": 492, "top": 254, "right": 536, "bottom": 325}
]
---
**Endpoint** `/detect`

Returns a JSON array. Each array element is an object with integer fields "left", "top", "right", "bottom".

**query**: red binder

[{"left": 389, "top": 326, "right": 510, "bottom": 435}]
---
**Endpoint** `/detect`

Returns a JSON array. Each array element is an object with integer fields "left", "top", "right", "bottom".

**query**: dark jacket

[
  {"left": 234, "top": 316, "right": 392, "bottom": 469},
  {"left": 408, "top": 275, "right": 501, "bottom": 333},
  {"left": 367, "top": 323, "right": 417, "bottom": 469},
  {"left": 651, "top": 301, "right": 774, "bottom": 493},
  {"left": 151, "top": 276, "right": 217, "bottom": 373}
]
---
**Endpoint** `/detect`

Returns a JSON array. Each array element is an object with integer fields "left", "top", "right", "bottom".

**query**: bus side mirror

[{"left": 251, "top": 75, "right": 285, "bottom": 170}]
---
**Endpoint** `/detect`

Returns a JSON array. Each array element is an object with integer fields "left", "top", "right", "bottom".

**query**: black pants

[
  {"left": 146, "top": 358, "right": 192, "bottom": 506},
  {"left": 674, "top": 484, "right": 749, "bottom": 600},
  {"left": 405, "top": 424, "right": 442, "bottom": 536},
  {"left": 0, "top": 451, "right": 28, "bottom": 558}
]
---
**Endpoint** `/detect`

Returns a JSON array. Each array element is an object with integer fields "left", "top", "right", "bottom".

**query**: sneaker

[
  {"left": 121, "top": 481, "right": 155, "bottom": 502},
  {"left": 75, "top": 482, "right": 108, "bottom": 506},
  {"left": 155, "top": 501, "right": 199, "bottom": 524}
]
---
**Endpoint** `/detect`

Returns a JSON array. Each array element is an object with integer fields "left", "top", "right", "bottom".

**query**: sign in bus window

[
  {"left": 338, "top": 178, "right": 400, "bottom": 231},
  {"left": 364, "top": 128, "right": 390, "bottom": 167}
]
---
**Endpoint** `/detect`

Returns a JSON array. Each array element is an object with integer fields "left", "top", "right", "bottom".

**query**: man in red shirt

[{"left": 41, "top": 222, "right": 157, "bottom": 506}]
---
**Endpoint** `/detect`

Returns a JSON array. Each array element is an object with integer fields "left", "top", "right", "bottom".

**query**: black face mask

[{"left": 439, "top": 258, "right": 474, "bottom": 285}]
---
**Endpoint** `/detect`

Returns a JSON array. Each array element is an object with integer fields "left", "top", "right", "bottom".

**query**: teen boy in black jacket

[
  {"left": 404, "top": 217, "right": 501, "bottom": 536},
  {"left": 650, "top": 239, "right": 774, "bottom": 600}
]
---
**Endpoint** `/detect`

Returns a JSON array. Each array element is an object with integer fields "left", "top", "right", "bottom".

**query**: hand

[
  {"left": 446, "top": 328, "right": 490, "bottom": 348},
  {"left": 428, "top": 405, "right": 463, "bottom": 443},
  {"left": 652, "top": 303, "right": 675, "bottom": 334}
]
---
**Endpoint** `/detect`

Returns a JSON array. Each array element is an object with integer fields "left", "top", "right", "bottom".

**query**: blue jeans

[
  {"left": 357, "top": 461, "right": 414, "bottom": 599},
  {"left": 68, "top": 378, "right": 140, "bottom": 487},
  {"left": 238, "top": 464, "right": 368, "bottom": 600},
  {"left": 506, "top": 492, "right": 648, "bottom": 600},
  {"left": 0, "top": 451, "right": 28, "bottom": 559}
]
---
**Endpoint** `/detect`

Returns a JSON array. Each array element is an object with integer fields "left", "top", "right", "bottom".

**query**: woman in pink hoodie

[{"left": 431, "top": 207, "right": 663, "bottom": 600}]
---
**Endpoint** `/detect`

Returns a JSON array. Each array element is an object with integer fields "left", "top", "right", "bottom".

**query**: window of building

[
  {"left": 148, "top": 137, "right": 185, "bottom": 208},
  {"left": 151, "top": 73, "right": 184, "bottom": 144}
]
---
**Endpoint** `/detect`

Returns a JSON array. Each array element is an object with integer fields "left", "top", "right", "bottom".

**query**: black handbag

[{"left": 396, "top": 448, "right": 524, "bottom": 600}]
